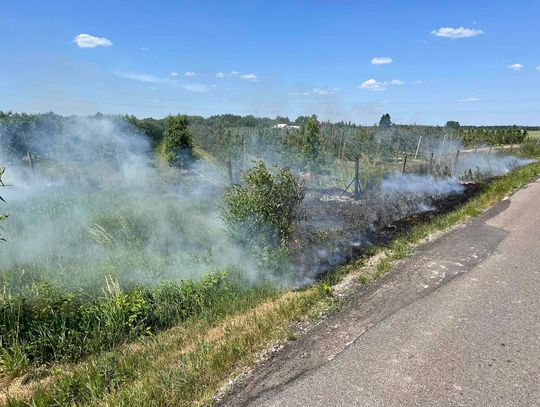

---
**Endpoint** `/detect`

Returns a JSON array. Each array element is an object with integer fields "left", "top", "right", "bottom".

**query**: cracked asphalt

[{"left": 223, "top": 178, "right": 540, "bottom": 406}]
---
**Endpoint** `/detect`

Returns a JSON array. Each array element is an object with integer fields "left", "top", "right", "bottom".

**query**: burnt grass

[{"left": 293, "top": 180, "right": 489, "bottom": 281}]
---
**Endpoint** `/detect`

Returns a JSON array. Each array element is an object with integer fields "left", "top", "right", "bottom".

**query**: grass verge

[{"left": 4, "top": 159, "right": 540, "bottom": 406}]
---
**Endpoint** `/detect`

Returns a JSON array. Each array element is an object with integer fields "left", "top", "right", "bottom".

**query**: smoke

[
  {"left": 381, "top": 173, "right": 464, "bottom": 196},
  {"left": 0, "top": 117, "right": 265, "bottom": 294},
  {"left": 453, "top": 153, "right": 534, "bottom": 179},
  {"left": 0, "top": 117, "right": 535, "bottom": 293}
]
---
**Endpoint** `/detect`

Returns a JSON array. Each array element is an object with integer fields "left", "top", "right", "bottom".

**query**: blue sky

[{"left": 2, "top": 0, "right": 539, "bottom": 124}]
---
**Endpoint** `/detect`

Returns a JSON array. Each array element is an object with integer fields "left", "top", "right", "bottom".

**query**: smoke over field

[
  {"left": 0, "top": 115, "right": 534, "bottom": 295},
  {"left": 0, "top": 117, "right": 261, "bottom": 295},
  {"left": 0, "top": 113, "right": 537, "bottom": 385}
]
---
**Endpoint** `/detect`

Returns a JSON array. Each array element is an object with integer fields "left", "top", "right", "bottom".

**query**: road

[{"left": 223, "top": 178, "right": 540, "bottom": 406}]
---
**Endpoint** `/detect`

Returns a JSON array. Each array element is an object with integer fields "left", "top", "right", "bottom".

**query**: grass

[
  {"left": 0, "top": 272, "right": 283, "bottom": 375},
  {"left": 3, "top": 148, "right": 540, "bottom": 406},
  {"left": 527, "top": 130, "right": 540, "bottom": 140}
]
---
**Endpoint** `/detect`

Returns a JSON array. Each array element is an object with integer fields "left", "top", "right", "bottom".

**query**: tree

[
  {"left": 379, "top": 113, "right": 392, "bottom": 128},
  {"left": 302, "top": 115, "right": 323, "bottom": 169},
  {"left": 161, "top": 115, "right": 193, "bottom": 167}
]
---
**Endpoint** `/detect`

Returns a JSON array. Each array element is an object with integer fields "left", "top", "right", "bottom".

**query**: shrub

[{"left": 222, "top": 161, "right": 304, "bottom": 268}]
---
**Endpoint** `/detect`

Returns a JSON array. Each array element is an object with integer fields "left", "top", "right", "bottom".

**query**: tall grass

[{"left": 0, "top": 271, "right": 278, "bottom": 376}]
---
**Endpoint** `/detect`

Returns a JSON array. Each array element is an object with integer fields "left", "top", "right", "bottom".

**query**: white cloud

[
  {"left": 216, "top": 71, "right": 257, "bottom": 81},
  {"left": 140, "top": 47, "right": 150, "bottom": 51},
  {"left": 170, "top": 72, "right": 179, "bottom": 76},
  {"left": 113, "top": 71, "right": 170, "bottom": 84},
  {"left": 241, "top": 73, "right": 258, "bottom": 81},
  {"left": 507, "top": 63, "right": 523, "bottom": 71},
  {"left": 457, "top": 97, "right": 481, "bottom": 102},
  {"left": 290, "top": 88, "right": 341, "bottom": 96},
  {"left": 185, "top": 71, "right": 197, "bottom": 76},
  {"left": 74, "top": 33, "right": 112, "bottom": 48},
  {"left": 360, "top": 79, "right": 386, "bottom": 91},
  {"left": 431, "top": 27, "right": 483, "bottom": 39},
  {"left": 371, "top": 57, "right": 393, "bottom": 65},
  {"left": 359, "top": 78, "right": 404, "bottom": 91},
  {"left": 182, "top": 84, "right": 211, "bottom": 93},
  {"left": 536, "top": 65, "right": 540, "bottom": 70}
]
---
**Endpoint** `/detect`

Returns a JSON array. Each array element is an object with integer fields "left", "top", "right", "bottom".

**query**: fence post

[
  {"left": 227, "top": 158, "right": 233, "bottom": 185},
  {"left": 451, "top": 149, "right": 460, "bottom": 177},
  {"left": 429, "top": 152, "right": 434, "bottom": 174},
  {"left": 354, "top": 157, "right": 360, "bottom": 200},
  {"left": 27, "top": 151, "right": 35, "bottom": 173},
  {"left": 401, "top": 154, "right": 408, "bottom": 174},
  {"left": 414, "top": 136, "right": 422, "bottom": 160},
  {"left": 242, "top": 139, "right": 247, "bottom": 171}
]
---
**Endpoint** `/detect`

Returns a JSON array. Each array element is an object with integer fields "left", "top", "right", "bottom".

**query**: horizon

[{"left": 2, "top": 0, "right": 540, "bottom": 125}]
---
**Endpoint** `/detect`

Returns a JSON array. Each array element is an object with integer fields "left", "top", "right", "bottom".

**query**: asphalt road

[{"left": 224, "top": 178, "right": 540, "bottom": 406}]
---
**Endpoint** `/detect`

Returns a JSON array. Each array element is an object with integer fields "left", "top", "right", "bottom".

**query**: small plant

[
  {"left": 317, "top": 282, "right": 333, "bottom": 297},
  {"left": 286, "top": 330, "right": 297, "bottom": 341}
]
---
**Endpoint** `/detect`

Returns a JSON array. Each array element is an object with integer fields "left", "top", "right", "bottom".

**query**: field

[
  {"left": 1, "top": 113, "right": 539, "bottom": 405},
  {"left": 527, "top": 130, "right": 540, "bottom": 140}
]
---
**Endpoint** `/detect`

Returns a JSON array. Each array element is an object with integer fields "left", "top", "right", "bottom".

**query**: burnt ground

[
  {"left": 220, "top": 177, "right": 540, "bottom": 407},
  {"left": 293, "top": 180, "right": 487, "bottom": 280}
]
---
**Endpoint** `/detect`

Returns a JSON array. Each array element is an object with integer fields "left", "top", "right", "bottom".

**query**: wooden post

[
  {"left": 227, "top": 158, "right": 233, "bottom": 185},
  {"left": 451, "top": 149, "right": 460, "bottom": 177},
  {"left": 414, "top": 136, "right": 422, "bottom": 160},
  {"left": 354, "top": 157, "right": 360, "bottom": 200},
  {"left": 429, "top": 152, "right": 434, "bottom": 174},
  {"left": 401, "top": 154, "right": 408, "bottom": 174},
  {"left": 27, "top": 151, "right": 35, "bottom": 173},
  {"left": 242, "top": 139, "right": 247, "bottom": 171}
]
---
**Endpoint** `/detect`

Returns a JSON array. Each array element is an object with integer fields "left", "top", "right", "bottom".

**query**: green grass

[
  {"left": 0, "top": 272, "right": 282, "bottom": 376},
  {"left": 527, "top": 130, "right": 540, "bottom": 140}
]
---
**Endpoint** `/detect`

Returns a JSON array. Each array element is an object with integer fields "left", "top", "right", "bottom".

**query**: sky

[{"left": 1, "top": 0, "right": 540, "bottom": 125}]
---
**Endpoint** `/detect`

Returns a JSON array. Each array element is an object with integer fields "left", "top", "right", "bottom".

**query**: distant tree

[
  {"left": 302, "top": 115, "right": 323, "bottom": 169},
  {"left": 161, "top": 115, "right": 193, "bottom": 167},
  {"left": 126, "top": 115, "right": 165, "bottom": 147},
  {"left": 379, "top": 113, "right": 392, "bottom": 128},
  {"left": 445, "top": 121, "right": 460, "bottom": 131},
  {"left": 275, "top": 115, "right": 291, "bottom": 125},
  {"left": 294, "top": 115, "right": 311, "bottom": 127}
]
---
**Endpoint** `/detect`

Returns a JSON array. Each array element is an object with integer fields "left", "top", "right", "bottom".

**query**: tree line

[{"left": 0, "top": 111, "right": 530, "bottom": 166}]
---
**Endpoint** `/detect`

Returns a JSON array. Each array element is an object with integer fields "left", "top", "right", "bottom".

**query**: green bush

[
  {"left": 160, "top": 114, "right": 193, "bottom": 167},
  {"left": 222, "top": 161, "right": 304, "bottom": 269}
]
